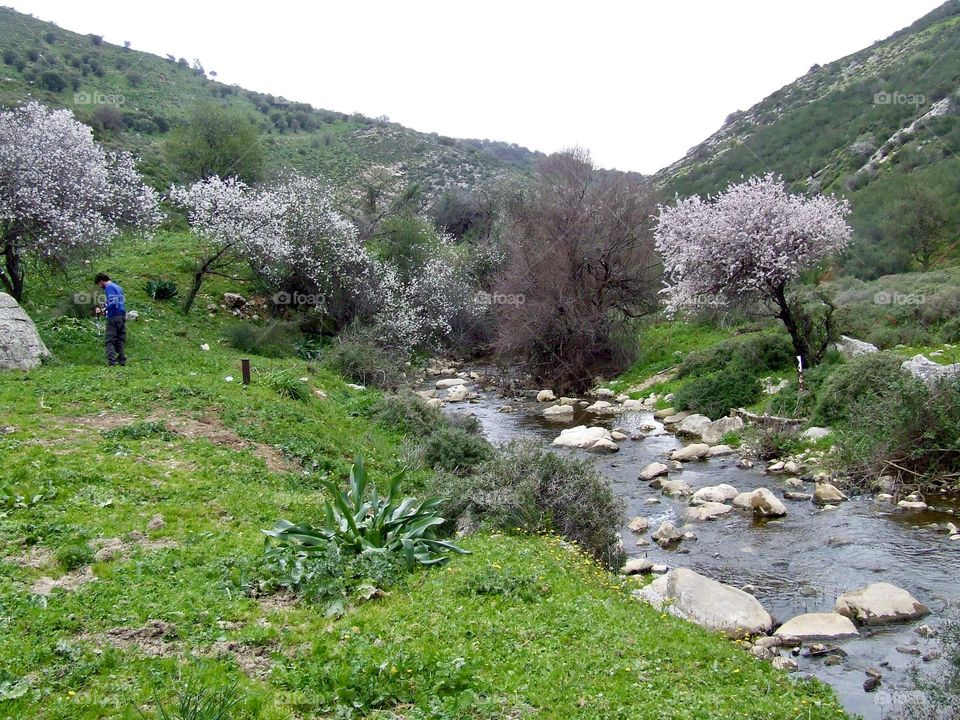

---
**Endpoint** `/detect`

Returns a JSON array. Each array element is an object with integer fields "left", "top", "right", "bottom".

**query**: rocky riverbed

[{"left": 418, "top": 367, "right": 960, "bottom": 720}]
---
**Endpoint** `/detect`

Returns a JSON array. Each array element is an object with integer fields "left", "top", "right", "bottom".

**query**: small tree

[
  {"left": 166, "top": 103, "right": 264, "bottom": 183},
  {"left": 655, "top": 174, "right": 851, "bottom": 366},
  {"left": 0, "top": 101, "right": 160, "bottom": 300},
  {"left": 889, "top": 182, "right": 949, "bottom": 271}
]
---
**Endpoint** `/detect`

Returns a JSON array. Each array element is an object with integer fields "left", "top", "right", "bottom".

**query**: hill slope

[
  {"left": 0, "top": 5, "right": 541, "bottom": 192},
  {"left": 656, "top": 1, "right": 960, "bottom": 277}
]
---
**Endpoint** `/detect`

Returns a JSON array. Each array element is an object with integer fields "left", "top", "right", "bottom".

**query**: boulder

[
  {"left": 627, "top": 516, "right": 649, "bottom": 533},
  {"left": 897, "top": 500, "right": 928, "bottom": 511},
  {"left": 662, "top": 412, "right": 691, "bottom": 425},
  {"left": 558, "top": 396, "right": 579, "bottom": 406},
  {"left": 536, "top": 389, "right": 556, "bottom": 402},
  {"left": 783, "top": 461, "right": 802, "bottom": 475},
  {"left": 706, "top": 444, "right": 734, "bottom": 457},
  {"left": 660, "top": 479, "right": 692, "bottom": 498},
  {"left": 813, "top": 483, "right": 848, "bottom": 505},
  {"left": 551, "top": 425, "right": 613, "bottom": 449},
  {"left": 901, "top": 354, "right": 960, "bottom": 385},
  {"left": 700, "top": 416, "right": 745, "bottom": 445},
  {"left": 634, "top": 568, "right": 773, "bottom": 638},
  {"left": 446, "top": 385, "right": 471, "bottom": 402},
  {"left": 685, "top": 502, "right": 734, "bottom": 522},
  {"left": 835, "top": 582, "right": 930, "bottom": 625},
  {"left": 223, "top": 292, "right": 247, "bottom": 309},
  {"left": 0, "top": 293, "right": 50, "bottom": 370},
  {"left": 593, "top": 388, "right": 615, "bottom": 399},
  {"left": 621, "top": 399, "right": 646, "bottom": 411},
  {"left": 670, "top": 443, "right": 710, "bottom": 462},
  {"left": 585, "top": 400, "right": 618, "bottom": 415},
  {"left": 610, "top": 431, "right": 627, "bottom": 441},
  {"left": 784, "top": 491, "right": 813, "bottom": 501},
  {"left": 622, "top": 558, "right": 655, "bottom": 575},
  {"left": 651, "top": 521, "right": 683, "bottom": 547},
  {"left": 435, "top": 378, "right": 465, "bottom": 389},
  {"left": 586, "top": 438, "right": 620, "bottom": 454},
  {"left": 774, "top": 613, "right": 860, "bottom": 641},
  {"left": 653, "top": 407, "right": 675, "bottom": 419},
  {"left": 676, "top": 414, "right": 712, "bottom": 438},
  {"left": 835, "top": 335, "right": 878, "bottom": 358},
  {"left": 801, "top": 427, "right": 832, "bottom": 442},
  {"left": 543, "top": 404, "right": 575, "bottom": 421},
  {"left": 638, "top": 462, "right": 669, "bottom": 481},
  {"left": 750, "top": 487, "right": 787, "bottom": 517},
  {"left": 691, "top": 484, "right": 739, "bottom": 505}
]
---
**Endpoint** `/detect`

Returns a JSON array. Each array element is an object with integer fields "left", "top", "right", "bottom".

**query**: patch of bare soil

[
  {"left": 208, "top": 640, "right": 274, "bottom": 678},
  {"left": 89, "top": 533, "right": 178, "bottom": 563},
  {"left": 84, "top": 620, "right": 180, "bottom": 657},
  {"left": 7, "top": 545, "right": 54, "bottom": 569},
  {"left": 255, "top": 591, "right": 299, "bottom": 613},
  {"left": 30, "top": 566, "right": 97, "bottom": 596}
]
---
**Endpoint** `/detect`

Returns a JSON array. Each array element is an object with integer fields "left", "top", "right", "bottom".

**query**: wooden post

[{"left": 241, "top": 358, "right": 251, "bottom": 386}]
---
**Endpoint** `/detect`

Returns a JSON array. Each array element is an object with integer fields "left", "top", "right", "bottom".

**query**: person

[{"left": 94, "top": 272, "right": 126, "bottom": 366}]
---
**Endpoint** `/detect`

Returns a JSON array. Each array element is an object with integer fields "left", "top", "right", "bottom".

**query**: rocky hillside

[
  {"left": 0, "top": 6, "right": 541, "bottom": 193},
  {"left": 656, "top": 1, "right": 960, "bottom": 277}
]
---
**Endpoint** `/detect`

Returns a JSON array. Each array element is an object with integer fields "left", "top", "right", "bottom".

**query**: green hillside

[
  {"left": 657, "top": 1, "right": 960, "bottom": 277},
  {"left": 0, "top": 5, "right": 540, "bottom": 192}
]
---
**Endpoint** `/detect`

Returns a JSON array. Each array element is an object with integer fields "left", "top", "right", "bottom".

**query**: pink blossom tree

[
  {"left": 655, "top": 174, "right": 852, "bottom": 365},
  {"left": 0, "top": 101, "right": 161, "bottom": 300}
]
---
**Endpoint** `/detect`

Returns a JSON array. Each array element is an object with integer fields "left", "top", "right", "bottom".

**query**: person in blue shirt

[{"left": 95, "top": 272, "right": 127, "bottom": 366}]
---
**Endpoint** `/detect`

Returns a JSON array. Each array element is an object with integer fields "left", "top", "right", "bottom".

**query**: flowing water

[{"left": 434, "top": 377, "right": 960, "bottom": 720}]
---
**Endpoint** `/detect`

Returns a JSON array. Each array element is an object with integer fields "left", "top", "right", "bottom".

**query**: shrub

[
  {"left": 103, "top": 421, "right": 175, "bottom": 441},
  {"left": 673, "top": 365, "right": 761, "bottom": 419},
  {"left": 56, "top": 543, "right": 92, "bottom": 571},
  {"left": 678, "top": 332, "right": 794, "bottom": 379},
  {"left": 371, "top": 392, "right": 445, "bottom": 436},
  {"left": 257, "top": 369, "right": 311, "bottom": 402},
  {"left": 422, "top": 426, "right": 493, "bottom": 475},
  {"left": 322, "top": 336, "right": 407, "bottom": 390},
  {"left": 811, "top": 352, "right": 912, "bottom": 426},
  {"left": 942, "top": 317, "right": 960, "bottom": 344},
  {"left": 39, "top": 71, "right": 66, "bottom": 92},
  {"left": 747, "top": 425, "right": 804, "bottom": 462},
  {"left": 897, "top": 607, "right": 960, "bottom": 720},
  {"left": 144, "top": 278, "right": 179, "bottom": 301},
  {"left": 764, "top": 354, "right": 840, "bottom": 418},
  {"left": 225, "top": 321, "right": 300, "bottom": 358},
  {"left": 437, "top": 440, "right": 622, "bottom": 564}
]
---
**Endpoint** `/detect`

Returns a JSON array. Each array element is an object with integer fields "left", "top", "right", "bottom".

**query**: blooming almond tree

[
  {"left": 0, "top": 101, "right": 161, "bottom": 300},
  {"left": 655, "top": 174, "right": 852, "bottom": 366}
]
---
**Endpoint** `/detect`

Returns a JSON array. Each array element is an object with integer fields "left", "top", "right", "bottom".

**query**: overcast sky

[{"left": 8, "top": 0, "right": 947, "bottom": 173}]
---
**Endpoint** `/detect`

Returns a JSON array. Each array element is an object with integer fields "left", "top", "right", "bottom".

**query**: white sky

[{"left": 8, "top": 0, "right": 946, "bottom": 173}]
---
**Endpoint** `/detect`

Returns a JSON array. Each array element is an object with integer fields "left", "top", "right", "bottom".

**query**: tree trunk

[
  {"left": 182, "top": 270, "right": 205, "bottom": 313},
  {"left": 1, "top": 239, "right": 24, "bottom": 301},
  {"left": 773, "top": 283, "right": 810, "bottom": 369}
]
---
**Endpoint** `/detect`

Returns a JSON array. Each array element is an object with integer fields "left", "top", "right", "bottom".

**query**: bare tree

[{"left": 493, "top": 148, "right": 660, "bottom": 392}]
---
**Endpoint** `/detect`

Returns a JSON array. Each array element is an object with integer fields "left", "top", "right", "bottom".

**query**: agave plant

[
  {"left": 264, "top": 457, "right": 468, "bottom": 568},
  {"left": 144, "top": 278, "right": 179, "bottom": 301}
]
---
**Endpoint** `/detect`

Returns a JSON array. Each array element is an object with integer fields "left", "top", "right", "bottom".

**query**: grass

[{"left": 0, "top": 236, "right": 849, "bottom": 718}]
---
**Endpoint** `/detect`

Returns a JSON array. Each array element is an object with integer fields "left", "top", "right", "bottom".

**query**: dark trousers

[{"left": 105, "top": 314, "right": 127, "bottom": 366}]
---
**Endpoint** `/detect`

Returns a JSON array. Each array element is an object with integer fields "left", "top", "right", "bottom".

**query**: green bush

[
  {"left": 144, "top": 278, "right": 179, "bottom": 301},
  {"left": 437, "top": 440, "right": 622, "bottom": 564},
  {"left": 811, "top": 352, "right": 912, "bottom": 426},
  {"left": 371, "top": 392, "right": 445, "bottom": 436},
  {"left": 322, "top": 338, "right": 407, "bottom": 390},
  {"left": 673, "top": 365, "right": 761, "bottom": 419},
  {"left": 257, "top": 369, "right": 311, "bottom": 402},
  {"left": 225, "top": 321, "right": 300, "bottom": 358},
  {"left": 941, "top": 317, "right": 960, "bottom": 343},
  {"left": 56, "top": 543, "right": 92, "bottom": 571},
  {"left": 422, "top": 426, "right": 493, "bottom": 475},
  {"left": 678, "top": 332, "right": 794, "bottom": 379},
  {"left": 747, "top": 425, "right": 804, "bottom": 462},
  {"left": 765, "top": 354, "right": 840, "bottom": 418}
]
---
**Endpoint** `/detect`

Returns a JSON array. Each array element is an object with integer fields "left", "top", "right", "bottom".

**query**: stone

[
  {"left": 586, "top": 438, "right": 620, "bottom": 454},
  {"left": 783, "top": 461, "right": 802, "bottom": 475},
  {"left": 660, "top": 479, "right": 693, "bottom": 498},
  {"left": 0, "top": 293, "right": 50, "bottom": 370},
  {"left": 622, "top": 558, "right": 654, "bottom": 575},
  {"left": 543, "top": 404, "right": 575, "bottom": 421},
  {"left": 558, "top": 396, "right": 578, "bottom": 406},
  {"left": 445, "top": 385, "right": 470, "bottom": 402},
  {"left": 653, "top": 407, "right": 675, "bottom": 419},
  {"left": 690, "top": 484, "right": 739, "bottom": 505},
  {"left": 835, "top": 583, "right": 929, "bottom": 625},
  {"left": 126, "top": 309, "right": 140, "bottom": 321},
  {"left": 651, "top": 521, "right": 682, "bottom": 547},
  {"left": 784, "top": 491, "right": 813, "bottom": 501},
  {"left": 897, "top": 500, "right": 928, "bottom": 511},
  {"left": 901, "top": 354, "right": 960, "bottom": 385},
  {"left": 685, "top": 502, "right": 734, "bottom": 522},
  {"left": 435, "top": 378, "right": 464, "bottom": 388},
  {"left": 767, "top": 461, "right": 785, "bottom": 473},
  {"left": 700, "top": 416, "right": 745, "bottom": 445},
  {"left": 621, "top": 399, "right": 645, "bottom": 411},
  {"left": 813, "top": 483, "right": 848, "bottom": 505},
  {"left": 835, "top": 335, "right": 878, "bottom": 358},
  {"left": 750, "top": 488, "right": 787, "bottom": 517},
  {"left": 551, "top": 426, "right": 613, "bottom": 449},
  {"left": 638, "top": 462, "right": 669, "bottom": 481},
  {"left": 706, "top": 444, "right": 734, "bottom": 457},
  {"left": 670, "top": 443, "right": 710, "bottom": 461},
  {"left": 863, "top": 676, "right": 881, "bottom": 693},
  {"left": 662, "top": 412, "right": 691, "bottom": 425},
  {"left": 676, "top": 414, "right": 712, "bottom": 438},
  {"left": 668, "top": 460, "right": 683, "bottom": 471},
  {"left": 536, "top": 389, "right": 556, "bottom": 402},
  {"left": 610, "top": 431, "right": 627, "bottom": 441},
  {"left": 801, "top": 426, "right": 832, "bottom": 442},
  {"left": 593, "top": 388, "right": 615, "bottom": 399},
  {"left": 585, "top": 400, "right": 618, "bottom": 415},
  {"left": 772, "top": 657, "right": 798, "bottom": 672},
  {"left": 644, "top": 498, "right": 661, "bottom": 505},
  {"left": 634, "top": 568, "right": 773, "bottom": 639},
  {"left": 223, "top": 292, "right": 247, "bottom": 309},
  {"left": 774, "top": 613, "right": 860, "bottom": 641},
  {"left": 627, "top": 516, "right": 649, "bottom": 533}
]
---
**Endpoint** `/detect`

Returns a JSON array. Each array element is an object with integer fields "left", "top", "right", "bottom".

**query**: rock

[
  {"left": 783, "top": 461, "right": 802, "bottom": 475},
  {"left": 775, "top": 613, "right": 860, "bottom": 641},
  {"left": 586, "top": 438, "right": 620, "bottom": 454},
  {"left": 435, "top": 378, "right": 465, "bottom": 388},
  {"left": 223, "top": 292, "right": 247, "bottom": 309},
  {"left": 651, "top": 521, "right": 683, "bottom": 547},
  {"left": 835, "top": 583, "right": 929, "bottom": 625},
  {"left": 676, "top": 414, "right": 712, "bottom": 438},
  {"left": 445, "top": 385, "right": 471, "bottom": 402},
  {"left": 0, "top": 293, "right": 50, "bottom": 370},
  {"left": 126, "top": 309, "right": 140, "bottom": 321},
  {"left": 593, "top": 388, "right": 615, "bottom": 399},
  {"left": 691, "top": 484, "right": 739, "bottom": 505},
  {"left": 876, "top": 493, "right": 894, "bottom": 502},
  {"left": 782, "top": 477, "right": 803, "bottom": 489},
  {"left": 946, "top": 523, "right": 959, "bottom": 536},
  {"left": 901, "top": 354, "right": 960, "bottom": 385},
  {"left": 653, "top": 407, "right": 675, "bottom": 419},
  {"left": 610, "top": 431, "right": 627, "bottom": 441},
  {"left": 558, "top": 396, "right": 578, "bottom": 406},
  {"left": 767, "top": 461, "right": 785, "bottom": 473},
  {"left": 425, "top": 398, "right": 443, "bottom": 409},
  {"left": 897, "top": 500, "right": 928, "bottom": 511},
  {"left": 700, "top": 416, "right": 745, "bottom": 445},
  {"left": 863, "top": 675, "right": 881, "bottom": 693},
  {"left": 634, "top": 568, "right": 773, "bottom": 639},
  {"left": 784, "top": 491, "right": 813, "bottom": 501},
  {"left": 662, "top": 412, "right": 691, "bottom": 425},
  {"left": 622, "top": 558, "right": 655, "bottom": 575},
  {"left": 706, "top": 444, "right": 734, "bottom": 457},
  {"left": 835, "top": 335, "right": 878, "bottom": 358},
  {"left": 551, "top": 425, "right": 613, "bottom": 449},
  {"left": 585, "top": 400, "right": 618, "bottom": 415},
  {"left": 668, "top": 460, "right": 683, "bottom": 471},
  {"left": 763, "top": 378, "right": 790, "bottom": 395},
  {"left": 801, "top": 427, "right": 832, "bottom": 442},
  {"left": 645, "top": 498, "right": 661, "bottom": 505},
  {"left": 661, "top": 479, "right": 693, "bottom": 497},
  {"left": 813, "top": 483, "right": 848, "bottom": 505},
  {"left": 670, "top": 443, "right": 710, "bottom": 462},
  {"left": 536, "top": 389, "right": 556, "bottom": 402},
  {"left": 638, "top": 462, "right": 669, "bottom": 481},
  {"left": 627, "top": 516, "right": 649, "bottom": 533},
  {"left": 685, "top": 502, "right": 734, "bottom": 522},
  {"left": 543, "top": 404, "right": 575, "bottom": 421},
  {"left": 313, "top": 389, "right": 329, "bottom": 400},
  {"left": 896, "top": 646, "right": 922, "bottom": 656},
  {"left": 750, "top": 488, "right": 787, "bottom": 517},
  {"left": 200, "top": 343, "right": 210, "bottom": 351},
  {"left": 737, "top": 458, "right": 755, "bottom": 469},
  {"left": 772, "top": 657, "right": 798, "bottom": 672},
  {"left": 621, "top": 399, "right": 645, "bottom": 411}
]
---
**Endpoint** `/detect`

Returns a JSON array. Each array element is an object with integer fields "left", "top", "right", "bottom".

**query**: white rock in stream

[
  {"left": 834, "top": 583, "right": 930, "bottom": 625},
  {"left": 670, "top": 443, "right": 710, "bottom": 461},
  {"left": 435, "top": 378, "right": 465, "bottom": 388},
  {"left": 445, "top": 385, "right": 472, "bottom": 402},
  {"left": 660, "top": 479, "right": 693, "bottom": 498},
  {"left": 639, "top": 462, "right": 669, "bottom": 481},
  {"left": 551, "top": 425, "right": 613, "bottom": 449},
  {"left": 813, "top": 483, "right": 848, "bottom": 505},
  {"left": 536, "top": 389, "right": 556, "bottom": 402},
  {"left": 774, "top": 612, "right": 859, "bottom": 641},
  {"left": 651, "top": 521, "right": 683, "bottom": 547},
  {"left": 706, "top": 444, "right": 734, "bottom": 457},
  {"left": 585, "top": 400, "right": 618, "bottom": 415},
  {"left": 685, "top": 502, "right": 734, "bottom": 522},
  {"left": 622, "top": 558, "right": 655, "bottom": 575},
  {"left": 627, "top": 516, "right": 649, "bottom": 533},
  {"left": 676, "top": 414, "right": 712, "bottom": 438},
  {"left": 621, "top": 399, "right": 646, "bottom": 411},
  {"left": 691, "top": 484, "right": 739, "bottom": 505},
  {"left": 586, "top": 438, "right": 620, "bottom": 454},
  {"left": 634, "top": 568, "right": 773, "bottom": 638},
  {"left": 897, "top": 499, "right": 929, "bottom": 511},
  {"left": 733, "top": 488, "right": 787, "bottom": 517},
  {"left": 700, "top": 416, "right": 745, "bottom": 445},
  {"left": 543, "top": 404, "right": 575, "bottom": 421}
]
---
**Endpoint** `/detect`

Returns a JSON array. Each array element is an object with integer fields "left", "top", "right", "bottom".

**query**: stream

[{"left": 427, "top": 373, "right": 960, "bottom": 720}]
